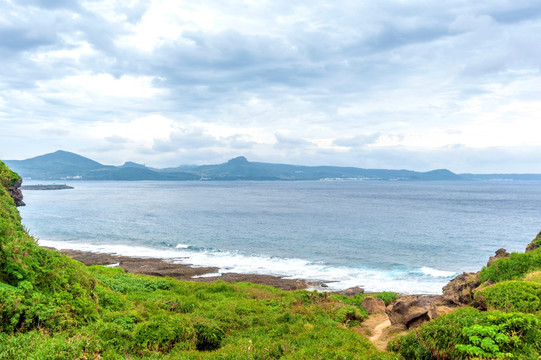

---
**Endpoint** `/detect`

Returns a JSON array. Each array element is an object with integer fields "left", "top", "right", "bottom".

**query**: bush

[
  {"left": 388, "top": 307, "right": 541, "bottom": 359},
  {"left": 193, "top": 317, "right": 225, "bottom": 351},
  {"left": 133, "top": 314, "right": 195, "bottom": 353},
  {"left": 479, "top": 248, "right": 541, "bottom": 283},
  {"left": 524, "top": 270, "right": 541, "bottom": 283},
  {"left": 475, "top": 281, "right": 541, "bottom": 313}
]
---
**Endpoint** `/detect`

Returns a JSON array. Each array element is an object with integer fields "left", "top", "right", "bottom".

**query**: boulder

[
  {"left": 361, "top": 296, "right": 386, "bottom": 314},
  {"left": 335, "top": 286, "right": 365, "bottom": 297},
  {"left": 525, "top": 231, "right": 541, "bottom": 252},
  {"left": 8, "top": 178, "right": 25, "bottom": 207},
  {"left": 487, "top": 248, "right": 509, "bottom": 266},
  {"left": 442, "top": 272, "right": 480, "bottom": 305},
  {"left": 385, "top": 295, "right": 456, "bottom": 329}
]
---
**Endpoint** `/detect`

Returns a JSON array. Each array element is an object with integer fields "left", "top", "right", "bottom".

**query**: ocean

[{"left": 18, "top": 180, "right": 541, "bottom": 294}]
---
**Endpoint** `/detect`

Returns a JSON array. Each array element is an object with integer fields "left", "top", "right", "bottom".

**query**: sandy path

[{"left": 369, "top": 319, "right": 391, "bottom": 343}]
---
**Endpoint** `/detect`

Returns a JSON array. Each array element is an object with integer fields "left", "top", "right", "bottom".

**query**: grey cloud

[
  {"left": 0, "top": 26, "right": 58, "bottom": 52},
  {"left": 18, "top": 0, "right": 83, "bottom": 10},
  {"left": 227, "top": 134, "right": 256, "bottom": 149},
  {"left": 1, "top": 0, "right": 541, "bottom": 172},
  {"left": 153, "top": 129, "right": 221, "bottom": 152},
  {"left": 333, "top": 133, "right": 381, "bottom": 148},
  {"left": 274, "top": 133, "right": 313, "bottom": 149}
]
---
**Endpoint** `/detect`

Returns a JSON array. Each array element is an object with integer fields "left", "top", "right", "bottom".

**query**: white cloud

[{"left": 1, "top": 0, "right": 541, "bottom": 172}]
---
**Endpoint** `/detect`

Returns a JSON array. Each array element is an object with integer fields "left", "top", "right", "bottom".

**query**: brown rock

[
  {"left": 361, "top": 296, "right": 386, "bottom": 314},
  {"left": 335, "top": 286, "right": 365, "bottom": 297},
  {"left": 487, "top": 248, "right": 510, "bottom": 266},
  {"left": 442, "top": 272, "right": 480, "bottom": 305},
  {"left": 385, "top": 295, "right": 458, "bottom": 329},
  {"left": 525, "top": 231, "right": 541, "bottom": 252},
  {"left": 8, "top": 178, "right": 25, "bottom": 207}
]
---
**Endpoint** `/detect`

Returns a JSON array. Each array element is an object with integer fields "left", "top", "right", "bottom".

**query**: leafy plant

[{"left": 475, "top": 281, "right": 541, "bottom": 313}]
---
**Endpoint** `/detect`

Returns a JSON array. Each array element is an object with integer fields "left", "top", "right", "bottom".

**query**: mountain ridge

[{"left": 4, "top": 150, "right": 540, "bottom": 181}]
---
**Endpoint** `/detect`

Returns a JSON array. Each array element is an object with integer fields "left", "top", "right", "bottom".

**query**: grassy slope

[{"left": 1, "top": 161, "right": 397, "bottom": 359}]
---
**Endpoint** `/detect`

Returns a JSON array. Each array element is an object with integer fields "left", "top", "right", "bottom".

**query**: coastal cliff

[{"left": 7, "top": 178, "right": 25, "bottom": 206}]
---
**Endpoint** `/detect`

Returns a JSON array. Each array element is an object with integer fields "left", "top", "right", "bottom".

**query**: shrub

[
  {"left": 524, "top": 270, "right": 541, "bottom": 283},
  {"left": 479, "top": 248, "right": 541, "bottom": 283},
  {"left": 475, "top": 281, "right": 541, "bottom": 313},
  {"left": 133, "top": 314, "right": 195, "bottom": 353},
  {"left": 388, "top": 307, "right": 541, "bottom": 359},
  {"left": 193, "top": 317, "right": 225, "bottom": 351},
  {"left": 332, "top": 305, "right": 366, "bottom": 326}
]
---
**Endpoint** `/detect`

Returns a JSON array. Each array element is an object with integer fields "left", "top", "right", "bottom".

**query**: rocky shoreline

[{"left": 51, "top": 248, "right": 313, "bottom": 291}]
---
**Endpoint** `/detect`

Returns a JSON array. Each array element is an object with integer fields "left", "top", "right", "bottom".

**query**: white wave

[
  {"left": 192, "top": 272, "right": 222, "bottom": 278},
  {"left": 39, "top": 239, "right": 449, "bottom": 294},
  {"left": 420, "top": 266, "right": 456, "bottom": 278},
  {"left": 175, "top": 243, "right": 189, "bottom": 249}
]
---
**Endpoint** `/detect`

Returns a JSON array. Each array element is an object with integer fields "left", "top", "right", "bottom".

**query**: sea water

[{"left": 18, "top": 180, "right": 541, "bottom": 294}]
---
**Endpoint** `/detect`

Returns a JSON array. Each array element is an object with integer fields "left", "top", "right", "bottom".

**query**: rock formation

[
  {"left": 385, "top": 295, "right": 457, "bottom": 329},
  {"left": 487, "top": 248, "right": 509, "bottom": 266},
  {"left": 335, "top": 286, "right": 365, "bottom": 296},
  {"left": 361, "top": 296, "right": 386, "bottom": 314},
  {"left": 8, "top": 178, "right": 25, "bottom": 206},
  {"left": 525, "top": 231, "right": 541, "bottom": 252},
  {"left": 442, "top": 272, "right": 480, "bottom": 305}
]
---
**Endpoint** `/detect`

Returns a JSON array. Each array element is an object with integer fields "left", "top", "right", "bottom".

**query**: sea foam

[{"left": 39, "top": 239, "right": 454, "bottom": 294}]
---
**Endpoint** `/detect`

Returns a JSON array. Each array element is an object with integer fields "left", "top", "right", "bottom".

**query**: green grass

[
  {"left": 475, "top": 280, "right": 541, "bottom": 314},
  {"left": 479, "top": 248, "right": 541, "bottom": 283}
]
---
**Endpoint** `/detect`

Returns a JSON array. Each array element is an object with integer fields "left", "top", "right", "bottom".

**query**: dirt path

[
  {"left": 358, "top": 314, "right": 393, "bottom": 351},
  {"left": 369, "top": 319, "right": 391, "bottom": 344}
]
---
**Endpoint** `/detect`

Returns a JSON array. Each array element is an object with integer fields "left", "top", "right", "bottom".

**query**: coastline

[{"left": 50, "top": 247, "right": 315, "bottom": 291}]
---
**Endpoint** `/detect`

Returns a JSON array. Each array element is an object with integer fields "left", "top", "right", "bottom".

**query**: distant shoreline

[{"left": 21, "top": 184, "right": 74, "bottom": 190}]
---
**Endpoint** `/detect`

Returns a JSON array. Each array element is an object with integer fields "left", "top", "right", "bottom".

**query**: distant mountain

[
  {"left": 4, "top": 150, "right": 106, "bottom": 179},
  {"left": 4, "top": 150, "right": 197, "bottom": 181},
  {"left": 4, "top": 150, "right": 467, "bottom": 181},
  {"left": 459, "top": 173, "right": 541, "bottom": 181}
]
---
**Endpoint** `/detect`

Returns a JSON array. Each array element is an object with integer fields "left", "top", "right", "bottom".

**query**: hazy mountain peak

[{"left": 227, "top": 156, "right": 249, "bottom": 165}]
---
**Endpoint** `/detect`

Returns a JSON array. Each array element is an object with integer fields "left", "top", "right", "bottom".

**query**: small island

[{"left": 20, "top": 184, "right": 74, "bottom": 190}]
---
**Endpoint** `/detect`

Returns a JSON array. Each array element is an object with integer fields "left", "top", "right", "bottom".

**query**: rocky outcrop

[
  {"left": 361, "top": 296, "right": 386, "bottom": 314},
  {"left": 8, "top": 178, "right": 25, "bottom": 207},
  {"left": 442, "top": 272, "right": 480, "bottom": 305},
  {"left": 487, "top": 248, "right": 510, "bottom": 266},
  {"left": 525, "top": 231, "right": 541, "bottom": 252},
  {"left": 335, "top": 286, "right": 365, "bottom": 297},
  {"left": 385, "top": 295, "right": 457, "bottom": 329}
]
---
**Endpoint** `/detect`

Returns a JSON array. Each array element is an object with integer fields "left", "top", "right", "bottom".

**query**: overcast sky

[{"left": 1, "top": 0, "right": 540, "bottom": 172}]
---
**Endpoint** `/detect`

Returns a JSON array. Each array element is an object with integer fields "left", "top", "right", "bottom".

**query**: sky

[{"left": 1, "top": 0, "right": 541, "bottom": 173}]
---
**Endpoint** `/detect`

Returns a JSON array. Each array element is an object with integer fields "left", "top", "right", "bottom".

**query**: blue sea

[{"left": 18, "top": 180, "right": 541, "bottom": 294}]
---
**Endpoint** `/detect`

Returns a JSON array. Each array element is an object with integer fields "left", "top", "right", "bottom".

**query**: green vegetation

[
  {"left": 390, "top": 238, "right": 541, "bottom": 359},
  {"left": 524, "top": 270, "right": 541, "bottom": 283},
  {"left": 479, "top": 249, "right": 541, "bottom": 283},
  {"left": 388, "top": 307, "right": 541, "bottom": 359},
  {"left": 1, "top": 160, "right": 400, "bottom": 359},
  {"left": 475, "top": 281, "right": 541, "bottom": 314}
]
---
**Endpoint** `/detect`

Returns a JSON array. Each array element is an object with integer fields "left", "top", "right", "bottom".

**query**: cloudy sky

[{"left": 1, "top": 0, "right": 540, "bottom": 172}]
